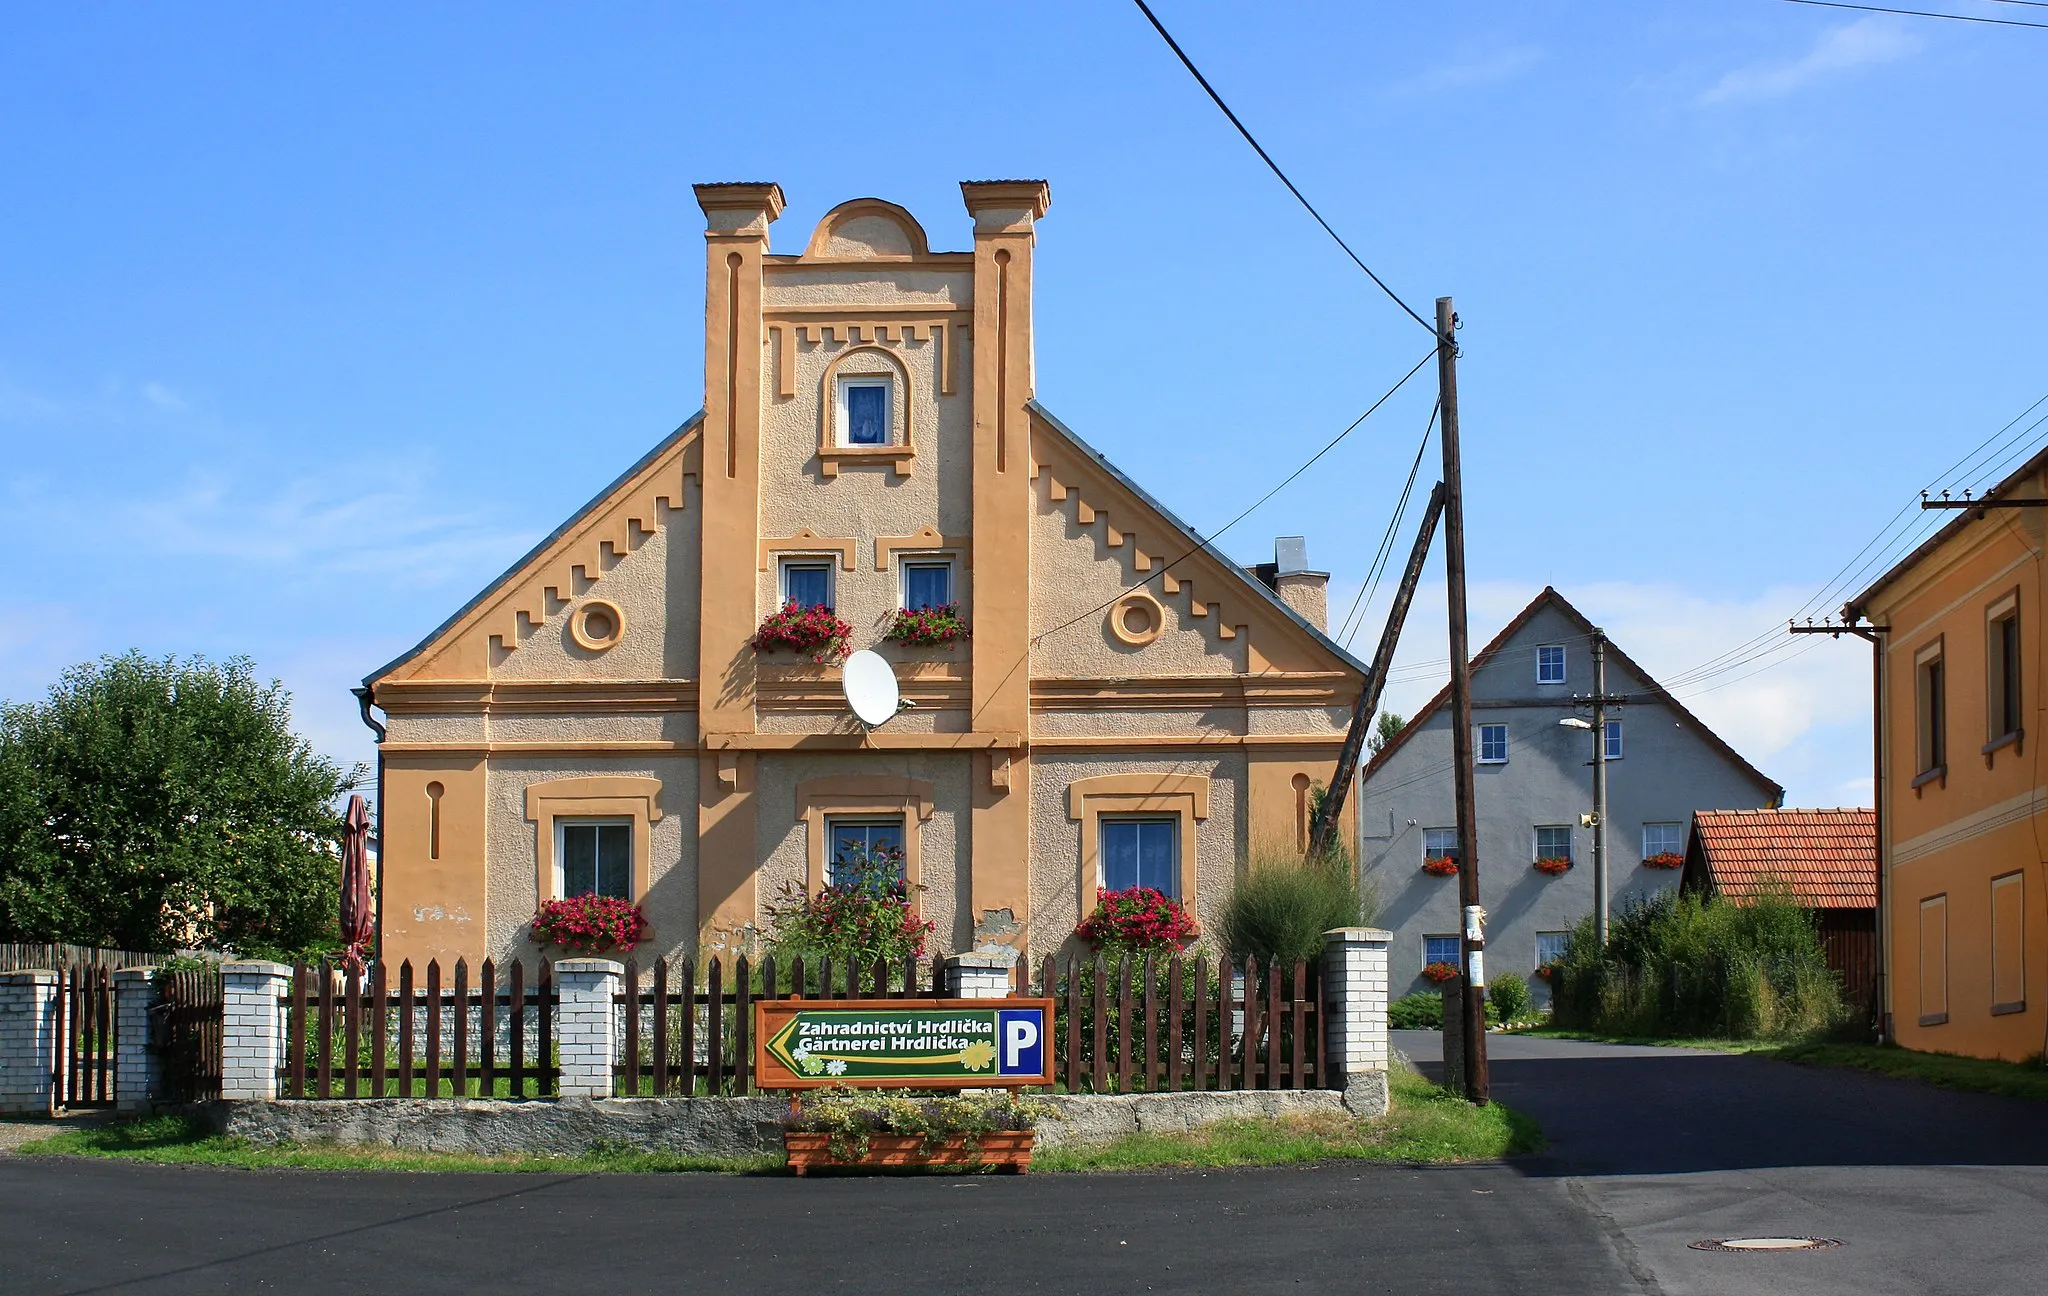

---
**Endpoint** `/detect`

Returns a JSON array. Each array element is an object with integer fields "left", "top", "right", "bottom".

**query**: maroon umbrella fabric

[{"left": 339, "top": 794, "right": 375, "bottom": 962}]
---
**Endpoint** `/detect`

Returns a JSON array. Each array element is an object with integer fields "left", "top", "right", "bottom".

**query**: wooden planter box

[{"left": 783, "top": 1131, "right": 1034, "bottom": 1176}]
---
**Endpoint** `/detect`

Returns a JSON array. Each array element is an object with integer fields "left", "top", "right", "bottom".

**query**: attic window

[
  {"left": 838, "top": 377, "right": 891, "bottom": 446},
  {"left": 1536, "top": 644, "right": 1566, "bottom": 685}
]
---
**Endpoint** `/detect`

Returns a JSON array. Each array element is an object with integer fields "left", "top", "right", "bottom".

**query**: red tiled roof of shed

[{"left": 1689, "top": 808, "right": 1876, "bottom": 909}]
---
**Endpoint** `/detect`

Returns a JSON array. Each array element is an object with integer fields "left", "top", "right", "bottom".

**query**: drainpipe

[{"left": 353, "top": 685, "right": 387, "bottom": 962}]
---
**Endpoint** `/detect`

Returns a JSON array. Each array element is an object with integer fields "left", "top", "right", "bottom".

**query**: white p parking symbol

[{"left": 1004, "top": 1017, "right": 1039, "bottom": 1069}]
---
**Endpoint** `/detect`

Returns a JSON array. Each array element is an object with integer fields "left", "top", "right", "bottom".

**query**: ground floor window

[
  {"left": 1919, "top": 893, "right": 1948, "bottom": 1027},
  {"left": 825, "top": 817, "right": 906, "bottom": 888},
  {"left": 1423, "top": 827, "right": 1459, "bottom": 863},
  {"left": 1534, "top": 824, "right": 1574, "bottom": 862},
  {"left": 1641, "top": 822, "right": 1684, "bottom": 858},
  {"left": 1100, "top": 817, "right": 1178, "bottom": 895},
  {"left": 1424, "top": 935, "right": 1460, "bottom": 966},
  {"left": 557, "top": 818, "right": 632, "bottom": 899},
  {"left": 1536, "top": 931, "right": 1570, "bottom": 968}
]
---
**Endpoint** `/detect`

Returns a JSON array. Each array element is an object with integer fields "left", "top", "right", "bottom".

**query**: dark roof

[
  {"left": 1690, "top": 808, "right": 1876, "bottom": 908},
  {"left": 1026, "top": 401, "right": 1372, "bottom": 676},
  {"left": 1848, "top": 444, "right": 2048, "bottom": 616},
  {"left": 1359, "top": 586, "right": 1783, "bottom": 801},
  {"left": 362, "top": 414, "right": 705, "bottom": 688}
]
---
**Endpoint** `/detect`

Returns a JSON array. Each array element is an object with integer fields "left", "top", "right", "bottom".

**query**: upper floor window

[
  {"left": 1534, "top": 824, "right": 1574, "bottom": 863},
  {"left": 1423, "top": 827, "right": 1459, "bottom": 864},
  {"left": 1988, "top": 592, "right": 2022, "bottom": 744},
  {"left": 557, "top": 819, "right": 632, "bottom": 900},
  {"left": 1642, "top": 822, "right": 1684, "bottom": 858},
  {"left": 781, "top": 558, "right": 834, "bottom": 611},
  {"left": 1604, "top": 719, "right": 1624, "bottom": 760},
  {"left": 1478, "top": 723, "right": 1509, "bottom": 764},
  {"left": 1536, "top": 644, "right": 1566, "bottom": 685},
  {"left": 1915, "top": 638, "right": 1946, "bottom": 779},
  {"left": 837, "top": 376, "right": 891, "bottom": 446},
  {"left": 902, "top": 560, "right": 953, "bottom": 610}
]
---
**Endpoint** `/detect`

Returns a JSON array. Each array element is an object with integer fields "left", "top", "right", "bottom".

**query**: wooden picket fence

[
  {"left": 0, "top": 942, "right": 166, "bottom": 973},
  {"left": 55, "top": 966, "right": 117, "bottom": 1109},
  {"left": 281, "top": 959, "right": 560, "bottom": 1099},
  {"left": 615, "top": 953, "right": 944, "bottom": 1097},
  {"left": 157, "top": 967, "right": 224, "bottom": 1102},
  {"left": 1026, "top": 952, "right": 1327, "bottom": 1093}
]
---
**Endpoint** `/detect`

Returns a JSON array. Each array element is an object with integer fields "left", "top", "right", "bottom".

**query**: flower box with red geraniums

[
  {"left": 1642, "top": 851, "right": 1684, "bottom": 870},
  {"left": 753, "top": 602, "right": 854, "bottom": 663},
  {"left": 1421, "top": 855, "right": 1459, "bottom": 877},
  {"left": 530, "top": 895, "right": 648, "bottom": 955},
  {"left": 1534, "top": 964, "right": 1558, "bottom": 982},
  {"left": 1533, "top": 856, "right": 1573, "bottom": 877},
  {"left": 884, "top": 604, "right": 969, "bottom": 648},
  {"left": 1421, "top": 960, "right": 1460, "bottom": 984},
  {"left": 1076, "top": 886, "right": 1196, "bottom": 951}
]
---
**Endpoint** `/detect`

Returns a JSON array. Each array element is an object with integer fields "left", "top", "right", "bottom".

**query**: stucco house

[
  {"left": 356, "top": 180, "right": 1369, "bottom": 972},
  {"left": 1359, "top": 588, "right": 1783, "bottom": 998}
]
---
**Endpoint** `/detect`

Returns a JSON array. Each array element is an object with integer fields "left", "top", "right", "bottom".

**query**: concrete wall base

[{"left": 181, "top": 1084, "right": 1393, "bottom": 1158}]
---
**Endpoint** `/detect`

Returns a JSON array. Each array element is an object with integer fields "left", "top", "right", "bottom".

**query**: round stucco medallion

[
  {"left": 569, "top": 599, "right": 627, "bottom": 652},
  {"left": 1108, "top": 591, "right": 1165, "bottom": 647}
]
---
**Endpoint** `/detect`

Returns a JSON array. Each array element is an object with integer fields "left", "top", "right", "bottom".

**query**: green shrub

[
  {"left": 1218, "top": 845, "right": 1372, "bottom": 965},
  {"left": 1487, "top": 972, "right": 1532, "bottom": 1025},
  {"left": 1389, "top": 991, "right": 1445, "bottom": 1030},
  {"left": 1550, "top": 883, "right": 1845, "bottom": 1041},
  {"left": 763, "top": 845, "right": 934, "bottom": 970}
]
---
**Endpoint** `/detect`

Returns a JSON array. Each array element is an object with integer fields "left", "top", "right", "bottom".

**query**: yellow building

[
  {"left": 357, "top": 181, "right": 1366, "bottom": 971},
  {"left": 1849, "top": 451, "right": 2048, "bottom": 1059}
]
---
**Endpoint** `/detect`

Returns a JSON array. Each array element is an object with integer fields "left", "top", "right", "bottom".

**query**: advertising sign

[{"left": 753, "top": 998, "right": 1055, "bottom": 1090}]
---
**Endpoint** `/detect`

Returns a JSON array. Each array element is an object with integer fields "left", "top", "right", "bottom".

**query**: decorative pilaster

[
  {"left": 220, "top": 961, "right": 290, "bottom": 1101},
  {"left": 554, "top": 958, "right": 623, "bottom": 1099},
  {"left": 113, "top": 967, "right": 161, "bottom": 1113},
  {"left": 1322, "top": 927, "right": 1391, "bottom": 1116},
  {"left": 0, "top": 970, "right": 59, "bottom": 1116}
]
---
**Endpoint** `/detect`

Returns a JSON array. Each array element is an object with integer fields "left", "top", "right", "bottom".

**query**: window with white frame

[
  {"left": 1424, "top": 935, "right": 1460, "bottom": 966},
  {"left": 1100, "top": 817, "right": 1178, "bottom": 895},
  {"left": 1423, "top": 827, "right": 1459, "bottom": 864},
  {"left": 1478, "top": 723, "right": 1509, "bottom": 763},
  {"left": 557, "top": 819, "right": 632, "bottom": 900},
  {"left": 780, "top": 558, "right": 834, "bottom": 611},
  {"left": 1537, "top": 644, "right": 1566, "bottom": 685},
  {"left": 1534, "top": 824, "right": 1574, "bottom": 863},
  {"left": 902, "top": 559, "right": 953, "bottom": 610},
  {"left": 837, "top": 375, "right": 892, "bottom": 446},
  {"left": 1642, "top": 822, "right": 1684, "bottom": 858},
  {"left": 825, "top": 817, "right": 906, "bottom": 888},
  {"left": 1605, "top": 719, "right": 1624, "bottom": 760},
  {"left": 1536, "top": 931, "right": 1570, "bottom": 968}
]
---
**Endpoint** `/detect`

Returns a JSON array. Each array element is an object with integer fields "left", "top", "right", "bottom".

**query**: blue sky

[{"left": 4, "top": 2, "right": 2044, "bottom": 806}]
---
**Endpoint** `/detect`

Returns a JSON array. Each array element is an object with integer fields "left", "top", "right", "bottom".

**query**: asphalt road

[{"left": 2, "top": 1035, "right": 2043, "bottom": 1296}]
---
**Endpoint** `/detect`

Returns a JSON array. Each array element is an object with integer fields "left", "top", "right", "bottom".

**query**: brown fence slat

[
  {"left": 452, "top": 959, "right": 471, "bottom": 1099},
  {"left": 370, "top": 962, "right": 389, "bottom": 1098},
  {"left": 1090, "top": 952, "right": 1108, "bottom": 1094},
  {"left": 1192, "top": 956, "right": 1209, "bottom": 1092},
  {"left": 316, "top": 964, "right": 335, "bottom": 1099},
  {"left": 1115, "top": 955, "right": 1133, "bottom": 1095},
  {"left": 1167, "top": 952, "right": 1184, "bottom": 1092},
  {"left": 507, "top": 959, "right": 525, "bottom": 1098},
  {"left": 652, "top": 959, "right": 670, "bottom": 1095},
  {"left": 288, "top": 963, "right": 307, "bottom": 1099},
  {"left": 705, "top": 956, "right": 724, "bottom": 1095},
  {"left": 1290, "top": 960, "right": 1307, "bottom": 1090},
  {"left": 621, "top": 958, "right": 640, "bottom": 1098},
  {"left": 425, "top": 959, "right": 443, "bottom": 1099},
  {"left": 1060, "top": 956, "right": 1080, "bottom": 1093},
  {"left": 538, "top": 959, "right": 555, "bottom": 1095},
  {"left": 478, "top": 959, "right": 496, "bottom": 1098},
  {"left": 1264, "top": 959, "right": 1282, "bottom": 1091},
  {"left": 343, "top": 965, "right": 361, "bottom": 1099},
  {"left": 1142, "top": 953, "right": 1159, "bottom": 1092},
  {"left": 733, "top": 954, "right": 753, "bottom": 1095},
  {"left": 1238, "top": 957, "right": 1256, "bottom": 1091},
  {"left": 928, "top": 953, "right": 944, "bottom": 999},
  {"left": 397, "top": 961, "right": 414, "bottom": 1099},
  {"left": 677, "top": 955, "right": 696, "bottom": 1096}
]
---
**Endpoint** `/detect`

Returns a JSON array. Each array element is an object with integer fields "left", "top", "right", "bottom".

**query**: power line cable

[
  {"left": 1031, "top": 348, "right": 1437, "bottom": 646},
  {"left": 1779, "top": 0, "right": 2048, "bottom": 27},
  {"left": 1130, "top": 0, "right": 1437, "bottom": 336},
  {"left": 1337, "top": 401, "right": 1437, "bottom": 646}
]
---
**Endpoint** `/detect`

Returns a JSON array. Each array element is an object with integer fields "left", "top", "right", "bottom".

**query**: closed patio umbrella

[{"left": 339, "top": 793, "right": 375, "bottom": 964}]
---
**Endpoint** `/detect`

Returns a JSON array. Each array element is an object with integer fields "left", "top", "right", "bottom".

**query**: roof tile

[{"left": 1691, "top": 808, "right": 1875, "bottom": 908}]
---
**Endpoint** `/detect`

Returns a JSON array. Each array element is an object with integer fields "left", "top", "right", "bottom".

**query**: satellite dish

[{"left": 842, "top": 650, "right": 903, "bottom": 728}]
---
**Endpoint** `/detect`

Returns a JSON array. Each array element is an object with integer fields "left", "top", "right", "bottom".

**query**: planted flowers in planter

[
  {"left": 753, "top": 601, "right": 854, "bottom": 663},
  {"left": 782, "top": 1087, "right": 1053, "bottom": 1175},
  {"left": 1533, "top": 856, "right": 1573, "bottom": 877},
  {"left": 1421, "top": 855, "right": 1460, "bottom": 877},
  {"left": 1642, "top": 851, "right": 1685, "bottom": 870},
  {"left": 884, "top": 603, "right": 969, "bottom": 648},
  {"left": 1421, "top": 960, "right": 1460, "bottom": 984},
  {"left": 529, "top": 894, "right": 648, "bottom": 955}
]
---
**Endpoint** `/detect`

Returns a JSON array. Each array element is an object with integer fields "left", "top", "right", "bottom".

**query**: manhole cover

[{"left": 1689, "top": 1237, "right": 1842, "bottom": 1253}]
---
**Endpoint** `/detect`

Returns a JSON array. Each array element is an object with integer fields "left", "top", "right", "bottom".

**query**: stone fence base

[{"left": 188, "top": 1082, "right": 1390, "bottom": 1159}]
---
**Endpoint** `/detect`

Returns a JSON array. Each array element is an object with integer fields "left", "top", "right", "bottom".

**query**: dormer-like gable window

[{"left": 839, "top": 376, "right": 891, "bottom": 446}]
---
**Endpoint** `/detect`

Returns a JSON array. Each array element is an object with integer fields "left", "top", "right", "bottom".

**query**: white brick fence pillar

[
  {"left": 945, "top": 954, "right": 1013, "bottom": 999},
  {"left": 1322, "top": 927, "right": 1391, "bottom": 1117},
  {"left": 554, "top": 958, "right": 622, "bottom": 1099},
  {"left": 0, "top": 970, "right": 59, "bottom": 1116},
  {"left": 113, "top": 967, "right": 161, "bottom": 1113},
  {"left": 221, "top": 961, "right": 290, "bottom": 1100}
]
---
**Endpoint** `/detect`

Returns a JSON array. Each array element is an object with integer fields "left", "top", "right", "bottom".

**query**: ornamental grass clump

[
  {"left": 883, "top": 604, "right": 969, "bottom": 647},
  {"left": 529, "top": 895, "right": 648, "bottom": 955},
  {"left": 1216, "top": 843, "right": 1372, "bottom": 966},
  {"left": 764, "top": 844, "right": 934, "bottom": 974},
  {"left": 1549, "top": 883, "right": 1846, "bottom": 1041},
  {"left": 752, "top": 602, "right": 854, "bottom": 662},
  {"left": 1076, "top": 886, "right": 1195, "bottom": 954}
]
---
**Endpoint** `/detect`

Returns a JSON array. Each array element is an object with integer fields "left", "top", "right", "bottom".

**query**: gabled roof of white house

[{"left": 1359, "top": 586, "right": 1783, "bottom": 802}]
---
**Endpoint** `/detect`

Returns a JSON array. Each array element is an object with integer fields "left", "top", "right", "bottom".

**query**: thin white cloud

[
  {"left": 1698, "top": 17, "right": 1921, "bottom": 106},
  {"left": 1390, "top": 47, "right": 1544, "bottom": 96},
  {"left": 141, "top": 381, "right": 188, "bottom": 411}
]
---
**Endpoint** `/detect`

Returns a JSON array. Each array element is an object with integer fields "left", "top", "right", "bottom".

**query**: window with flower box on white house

[
  {"left": 1423, "top": 827, "right": 1459, "bottom": 864},
  {"left": 1424, "top": 935, "right": 1460, "bottom": 966},
  {"left": 1642, "top": 822, "right": 1685, "bottom": 859},
  {"left": 1534, "top": 824, "right": 1573, "bottom": 863}
]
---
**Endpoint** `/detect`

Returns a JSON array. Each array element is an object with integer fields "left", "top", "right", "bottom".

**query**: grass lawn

[
  {"left": 1510, "top": 1024, "right": 1776, "bottom": 1053},
  {"left": 17, "top": 1069, "right": 1540, "bottom": 1175},
  {"left": 1768, "top": 1041, "right": 2048, "bottom": 1103}
]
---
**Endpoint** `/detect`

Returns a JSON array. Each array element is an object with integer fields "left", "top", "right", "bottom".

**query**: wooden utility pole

[
  {"left": 1436, "top": 296, "right": 1488, "bottom": 1106},
  {"left": 1306, "top": 482, "right": 1448, "bottom": 863},
  {"left": 1592, "top": 629, "right": 1610, "bottom": 947}
]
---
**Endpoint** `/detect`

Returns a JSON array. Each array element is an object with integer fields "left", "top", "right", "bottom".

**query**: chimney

[{"left": 1271, "top": 536, "right": 1328, "bottom": 632}]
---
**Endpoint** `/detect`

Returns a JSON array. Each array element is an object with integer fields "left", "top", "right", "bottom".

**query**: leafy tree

[
  {"left": 1366, "top": 710, "right": 1407, "bottom": 756},
  {"left": 0, "top": 653, "right": 360, "bottom": 959}
]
